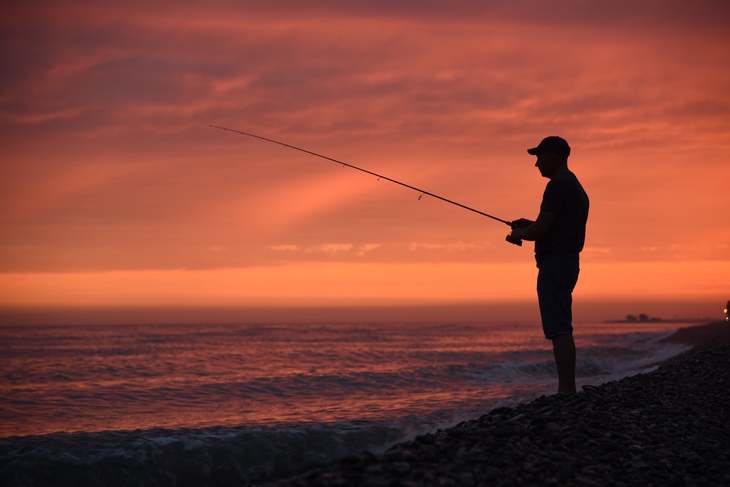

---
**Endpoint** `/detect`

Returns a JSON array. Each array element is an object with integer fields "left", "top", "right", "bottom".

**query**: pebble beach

[{"left": 275, "top": 320, "right": 730, "bottom": 487}]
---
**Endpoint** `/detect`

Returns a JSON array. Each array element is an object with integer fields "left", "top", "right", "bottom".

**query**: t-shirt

[{"left": 534, "top": 170, "right": 589, "bottom": 266}]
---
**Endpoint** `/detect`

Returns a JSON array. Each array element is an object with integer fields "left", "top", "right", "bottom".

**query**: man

[{"left": 506, "top": 136, "right": 589, "bottom": 394}]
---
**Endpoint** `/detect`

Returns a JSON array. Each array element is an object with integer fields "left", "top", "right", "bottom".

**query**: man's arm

[{"left": 508, "top": 211, "right": 556, "bottom": 242}]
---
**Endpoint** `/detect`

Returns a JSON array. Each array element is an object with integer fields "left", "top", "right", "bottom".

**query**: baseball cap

[{"left": 527, "top": 136, "right": 571, "bottom": 157}]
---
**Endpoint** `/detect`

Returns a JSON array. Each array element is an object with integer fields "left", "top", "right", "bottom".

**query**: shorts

[{"left": 537, "top": 253, "right": 580, "bottom": 339}]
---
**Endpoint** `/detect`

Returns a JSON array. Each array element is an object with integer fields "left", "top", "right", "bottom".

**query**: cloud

[
  {"left": 270, "top": 243, "right": 382, "bottom": 256},
  {"left": 270, "top": 244, "right": 300, "bottom": 252},
  {"left": 0, "top": 0, "right": 728, "bottom": 323},
  {"left": 408, "top": 242, "right": 487, "bottom": 252}
]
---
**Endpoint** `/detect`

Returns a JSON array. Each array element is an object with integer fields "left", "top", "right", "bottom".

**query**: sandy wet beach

[{"left": 275, "top": 321, "right": 730, "bottom": 486}]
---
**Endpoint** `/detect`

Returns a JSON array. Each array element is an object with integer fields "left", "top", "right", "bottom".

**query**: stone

[{"left": 492, "top": 425, "right": 519, "bottom": 437}]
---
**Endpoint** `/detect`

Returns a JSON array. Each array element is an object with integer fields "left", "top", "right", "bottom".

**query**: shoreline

[{"left": 275, "top": 321, "right": 730, "bottom": 486}]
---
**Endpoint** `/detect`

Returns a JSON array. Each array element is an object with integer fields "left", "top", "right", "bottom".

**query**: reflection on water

[{"left": 0, "top": 321, "right": 689, "bottom": 437}]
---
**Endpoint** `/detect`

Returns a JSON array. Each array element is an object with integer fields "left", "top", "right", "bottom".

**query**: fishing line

[{"left": 210, "top": 125, "right": 514, "bottom": 227}]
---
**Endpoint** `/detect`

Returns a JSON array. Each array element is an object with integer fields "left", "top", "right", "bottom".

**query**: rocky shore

[{"left": 275, "top": 321, "right": 730, "bottom": 487}]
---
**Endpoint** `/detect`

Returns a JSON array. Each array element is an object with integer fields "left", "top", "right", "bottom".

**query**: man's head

[{"left": 528, "top": 136, "right": 570, "bottom": 179}]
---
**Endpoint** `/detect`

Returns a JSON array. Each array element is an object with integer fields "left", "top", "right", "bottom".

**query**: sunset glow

[{"left": 1, "top": 1, "right": 728, "bottom": 323}]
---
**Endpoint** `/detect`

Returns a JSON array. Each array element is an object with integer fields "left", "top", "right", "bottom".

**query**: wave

[{"left": 1, "top": 419, "right": 428, "bottom": 487}]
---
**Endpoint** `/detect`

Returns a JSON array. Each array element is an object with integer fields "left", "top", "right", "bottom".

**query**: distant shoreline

[{"left": 603, "top": 318, "right": 717, "bottom": 324}]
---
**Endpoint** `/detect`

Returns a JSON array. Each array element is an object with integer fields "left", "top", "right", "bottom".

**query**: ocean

[{"left": 0, "top": 320, "right": 691, "bottom": 486}]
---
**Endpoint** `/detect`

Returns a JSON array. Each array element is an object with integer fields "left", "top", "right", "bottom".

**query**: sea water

[{"left": 0, "top": 320, "right": 691, "bottom": 485}]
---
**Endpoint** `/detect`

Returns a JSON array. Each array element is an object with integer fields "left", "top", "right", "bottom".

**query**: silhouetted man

[{"left": 507, "top": 136, "right": 589, "bottom": 394}]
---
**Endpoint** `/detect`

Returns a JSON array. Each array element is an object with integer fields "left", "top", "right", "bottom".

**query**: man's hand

[
  {"left": 506, "top": 212, "right": 556, "bottom": 246},
  {"left": 511, "top": 218, "right": 534, "bottom": 229},
  {"left": 506, "top": 218, "right": 533, "bottom": 246}
]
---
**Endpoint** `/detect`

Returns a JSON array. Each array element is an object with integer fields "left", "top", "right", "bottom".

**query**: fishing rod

[{"left": 209, "top": 124, "right": 515, "bottom": 228}]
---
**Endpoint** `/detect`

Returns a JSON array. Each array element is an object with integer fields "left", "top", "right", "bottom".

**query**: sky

[{"left": 1, "top": 0, "right": 729, "bottom": 324}]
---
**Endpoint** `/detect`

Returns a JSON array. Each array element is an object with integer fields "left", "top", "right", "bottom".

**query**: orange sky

[{"left": 1, "top": 1, "right": 729, "bottom": 323}]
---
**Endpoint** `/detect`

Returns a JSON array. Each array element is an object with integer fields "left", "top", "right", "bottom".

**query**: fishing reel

[
  {"left": 506, "top": 219, "right": 533, "bottom": 247},
  {"left": 505, "top": 233, "right": 522, "bottom": 246}
]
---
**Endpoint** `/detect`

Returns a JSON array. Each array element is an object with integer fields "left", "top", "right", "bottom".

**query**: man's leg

[{"left": 552, "top": 334, "right": 576, "bottom": 393}]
